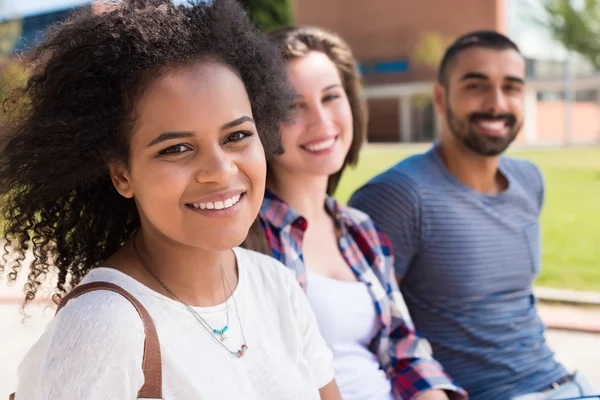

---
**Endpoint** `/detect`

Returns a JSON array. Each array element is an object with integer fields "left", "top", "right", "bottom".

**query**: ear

[
  {"left": 109, "top": 161, "right": 134, "bottom": 199},
  {"left": 433, "top": 81, "right": 446, "bottom": 118}
]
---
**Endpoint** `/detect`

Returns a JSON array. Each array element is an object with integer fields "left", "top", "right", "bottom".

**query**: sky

[
  {"left": 505, "top": 0, "right": 570, "bottom": 61},
  {"left": 0, "top": 0, "right": 91, "bottom": 18},
  {"left": 0, "top": 0, "right": 190, "bottom": 19}
]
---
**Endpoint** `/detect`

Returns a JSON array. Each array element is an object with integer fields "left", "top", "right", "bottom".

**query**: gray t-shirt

[{"left": 349, "top": 146, "right": 567, "bottom": 400}]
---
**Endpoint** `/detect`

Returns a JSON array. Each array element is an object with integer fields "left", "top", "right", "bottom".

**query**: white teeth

[
  {"left": 478, "top": 120, "right": 505, "bottom": 130},
  {"left": 304, "top": 138, "right": 335, "bottom": 152},
  {"left": 190, "top": 194, "right": 242, "bottom": 211}
]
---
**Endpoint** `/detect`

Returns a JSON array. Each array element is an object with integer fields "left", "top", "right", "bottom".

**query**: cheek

[
  {"left": 510, "top": 98, "right": 524, "bottom": 118},
  {"left": 240, "top": 142, "right": 267, "bottom": 217},
  {"left": 450, "top": 97, "right": 480, "bottom": 121},
  {"left": 239, "top": 140, "right": 267, "bottom": 190},
  {"left": 131, "top": 160, "right": 190, "bottom": 204},
  {"left": 337, "top": 101, "right": 354, "bottom": 139}
]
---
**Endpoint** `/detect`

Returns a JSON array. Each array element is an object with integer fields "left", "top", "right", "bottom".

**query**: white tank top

[{"left": 306, "top": 269, "right": 394, "bottom": 400}]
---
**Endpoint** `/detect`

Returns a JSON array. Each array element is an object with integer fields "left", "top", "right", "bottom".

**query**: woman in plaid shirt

[{"left": 243, "top": 26, "right": 467, "bottom": 400}]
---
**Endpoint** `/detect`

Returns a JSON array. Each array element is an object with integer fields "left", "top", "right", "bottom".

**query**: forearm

[{"left": 319, "top": 379, "right": 342, "bottom": 400}]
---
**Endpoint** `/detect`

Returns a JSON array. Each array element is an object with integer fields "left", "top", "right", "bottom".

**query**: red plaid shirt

[{"left": 258, "top": 190, "right": 467, "bottom": 400}]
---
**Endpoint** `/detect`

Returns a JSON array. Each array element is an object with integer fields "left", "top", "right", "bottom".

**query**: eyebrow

[
  {"left": 147, "top": 131, "right": 194, "bottom": 148},
  {"left": 292, "top": 84, "right": 343, "bottom": 100},
  {"left": 460, "top": 72, "right": 525, "bottom": 85},
  {"left": 146, "top": 116, "right": 255, "bottom": 148},
  {"left": 220, "top": 115, "right": 254, "bottom": 131},
  {"left": 323, "top": 84, "right": 342, "bottom": 91}
]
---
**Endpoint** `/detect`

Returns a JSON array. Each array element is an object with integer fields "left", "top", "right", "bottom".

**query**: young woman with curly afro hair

[{"left": 1, "top": 1, "right": 341, "bottom": 398}]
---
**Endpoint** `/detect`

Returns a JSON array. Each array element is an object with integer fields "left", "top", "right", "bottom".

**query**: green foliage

[
  {"left": 0, "top": 19, "right": 22, "bottom": 58},
  {"left": 0, "top": 0, "right": 26, "bottom": 114},
  {"left": 412, "top": 32, "right": 451, "bottom": 69},
  {"left": 238, "top": 0, "right": 294, "bottom": 32},
  {"left": 0, "top": 60, "right": 28, "bottom": 106},
  {"left": 543, "top": 0, "right": 600, "bottom": 68},
  {"left": 411, "top": 32, "right": 452, "bottom": 107}
]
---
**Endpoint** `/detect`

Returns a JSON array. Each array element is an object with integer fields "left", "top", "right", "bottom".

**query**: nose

[
  {"left": 484, "top": 86, "right": 509, "bottom": 115},
  {"left": 306, "top": 103, "right": 332, "bottom": 134},
  {"left": 194, "top": 145, "right": 237, "bottom": 184}
]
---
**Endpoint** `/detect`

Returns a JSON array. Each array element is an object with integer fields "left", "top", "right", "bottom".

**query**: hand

[{"left": 413, "top": 389, "right": 450, "bottom": 400}]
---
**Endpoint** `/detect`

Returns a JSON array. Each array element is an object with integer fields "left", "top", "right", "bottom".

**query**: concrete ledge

[
  {"left": 538, "top": 303, "right": 600, "bottom": 334},
  {"left": 535, "top": 287, "right": 600, "bottom": 307}
]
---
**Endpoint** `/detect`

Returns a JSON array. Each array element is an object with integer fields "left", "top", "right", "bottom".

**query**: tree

[
  {"left": 0, "top": 0, "right": 26, "bottom": 121},
  {"left": 412, "top": 32, "right": 451, "bottom": 71},
  {"left": 542, "top": 0, "right": 600, "bottom": 68},
  {"left": 411, "top": 32, "right": 452, "bottom": 106},
  {"left": 0, "top": 0, "right": 22, "bottom": 59},
  {"left": 238, "top": 0, "right": 294, "bottom": 32}
]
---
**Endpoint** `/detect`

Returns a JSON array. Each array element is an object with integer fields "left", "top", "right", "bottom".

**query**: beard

[{"left": 445, "top": 103, "right": 522, "bottom": 156}]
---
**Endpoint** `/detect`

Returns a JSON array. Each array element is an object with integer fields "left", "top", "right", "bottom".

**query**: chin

[
  {"left": 310, "top": 160, "right": 346, "bottom": 177},
  {"left": 183, "top": 226, "right": 250, "bottom": 252},
  {"left": 202, "top": 235, "right": 248, "bottom": 252}
]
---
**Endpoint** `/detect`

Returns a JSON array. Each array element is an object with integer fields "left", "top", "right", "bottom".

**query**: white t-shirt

[
  {"left": 306, "top": 269, "right": 393, "bottom": 400},
  {"left": 16, "top": 247, "right": 334, "bottom": 400}
]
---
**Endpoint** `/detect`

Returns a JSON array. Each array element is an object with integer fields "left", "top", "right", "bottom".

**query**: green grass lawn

[{"left": 335, "top": 145, "right": 600, "bottom": 292}]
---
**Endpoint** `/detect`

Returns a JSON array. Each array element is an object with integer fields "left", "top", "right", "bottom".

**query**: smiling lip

[
  {"left": 300, "top": 136, "right": 338, "bottom": 154},
  {"left": 185, "top": 190, "right": 246, "bottom": 218},
  {"left": 474, "top": 119, "right": 509, "bottom": 137}
]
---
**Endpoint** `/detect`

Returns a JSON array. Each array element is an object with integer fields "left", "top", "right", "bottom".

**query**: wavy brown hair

[
  {"left": 242, "top": 25, "right": 367, "bottom": 255},
  {"left": 0, "top": 0, "right": 292, "bottom": 309},
  {"left": 268, "top": 25, "right": 367, "bottom": 195}
]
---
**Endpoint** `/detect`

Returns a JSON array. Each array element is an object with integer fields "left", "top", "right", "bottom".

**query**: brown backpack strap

[{"left": 57, "top": 281, "right": 163, "bottom": 399}]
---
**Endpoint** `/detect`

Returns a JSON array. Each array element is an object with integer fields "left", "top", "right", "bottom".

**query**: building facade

[{"left": 296, "top": 0, "right": 600, "bottom": 145}]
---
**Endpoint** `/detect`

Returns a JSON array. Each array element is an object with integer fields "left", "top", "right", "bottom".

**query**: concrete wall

[{"left": 532, "top": 101, "right": 600, "bottom": 145}]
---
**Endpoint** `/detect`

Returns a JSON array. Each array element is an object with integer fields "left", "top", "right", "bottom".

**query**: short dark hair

[
  {"left": 0, "top": 0, "right": 292, "bottom": 309},
  {"left": 438, "top": 30, "right": 521, "bottom": 86}
]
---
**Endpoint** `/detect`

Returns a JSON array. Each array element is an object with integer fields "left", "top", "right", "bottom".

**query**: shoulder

[
  {"left": 502, "top": 156, "right": 543, "bottom": 180},
  {"left": 16, "top": 275, "right": 146, "bottom": 398},
  {"left": 501, "top": 156, "right": 544, "bottom": 195},
  {"left": 340, "top": 205, "right": 392, "bottom": 247},
  {"left": 350, "top": 152, "right": 434, "bottom": 207},
  {"left": 368, "top": 153, "right": 432, "bottom": 190},
  {"left": 55, "top": 276, "right": 147, "bottom": 341},
  {"left": 338, "top": 205, "right": 394, "bottom": 275}
]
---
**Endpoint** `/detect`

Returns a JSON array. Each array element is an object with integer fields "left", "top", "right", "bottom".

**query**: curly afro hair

[{"left": 0, "top": 0, "right": 292, "bottom": 309}]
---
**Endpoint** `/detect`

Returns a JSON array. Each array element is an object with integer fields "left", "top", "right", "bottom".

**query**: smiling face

[
  {"left": 269, "top": 51, "right": 353, "bottom": 181},
  {"left": 434, "top": 46, "right": 526, "bottom": 156},
  {"left": 110, "top": 60, "right": 266, "bottom": 251}
]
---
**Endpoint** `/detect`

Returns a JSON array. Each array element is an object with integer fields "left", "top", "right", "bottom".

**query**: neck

[
  {"left": 437, "top": 136, "right": 505, "bottom": 194},
  {"left": 267, "top": 169, "right": 329, "bottom": 223},
  {"left": 128, "top": 227, "right": 236, "bottom": 307}
]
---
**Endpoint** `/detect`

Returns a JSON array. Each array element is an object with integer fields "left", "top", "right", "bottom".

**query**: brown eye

[
  {"left": 158, "top": 144, "right": 190, "bottom": 156},
  {"left": 322, "top": 94, "right": 340, "bottom": 102},
  {"left": 466, "top": 83, "right": 481, "bottom": 90},
  {"left": 223, "top": 131, "right": 253, "bottom": 144}
]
